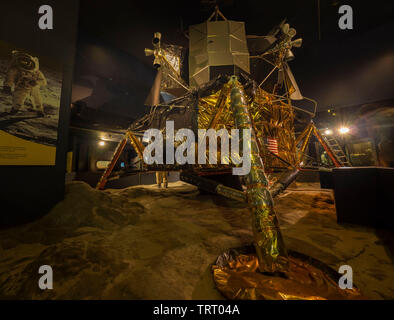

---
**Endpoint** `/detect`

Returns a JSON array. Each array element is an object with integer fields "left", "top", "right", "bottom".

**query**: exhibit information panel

[{"left": 0, "top": 40, "right": 62, "bottom": 165}]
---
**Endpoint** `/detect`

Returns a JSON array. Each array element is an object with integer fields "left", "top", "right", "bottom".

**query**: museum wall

[{"left": 0, "top": 0, "right": 80, "bottom": 227}]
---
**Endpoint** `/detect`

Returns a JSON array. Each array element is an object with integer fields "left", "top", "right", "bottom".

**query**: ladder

[
  {"left": 322, "top": 135, "right": 352, "bottom": 167},
  {"left": 296, "top": 121, "right": 352, "bottom": 168}
]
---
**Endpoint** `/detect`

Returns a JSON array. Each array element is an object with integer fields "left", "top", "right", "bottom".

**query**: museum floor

[{"left": 0, "top": 181, "right": 393, "bottom": 299}]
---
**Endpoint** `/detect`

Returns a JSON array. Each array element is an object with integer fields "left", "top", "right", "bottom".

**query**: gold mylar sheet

[
  {"left": 198, "top": 85, "right": 298, "bottom": 168},
  {"left": 212, "top": 252, "right": 366, "bottom": 300}
]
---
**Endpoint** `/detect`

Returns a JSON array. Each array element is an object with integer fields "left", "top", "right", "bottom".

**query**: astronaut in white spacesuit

[{"left": 3, "top": 51, "right": 47, "bottom": 116}]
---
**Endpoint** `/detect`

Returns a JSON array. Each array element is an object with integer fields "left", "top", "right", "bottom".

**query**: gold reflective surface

[
  {"left": 213, "top": 253, "right": 366, "bottom": 300},
  {"left": 198, "top": 84, "right": 299, "bottom": 170},
  {"left": 229, "top": 78, "right": 288, "bottom": 273}
]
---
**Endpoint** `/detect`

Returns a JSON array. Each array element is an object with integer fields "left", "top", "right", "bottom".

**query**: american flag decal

[{"left": 264, "top": 137, "right": 279, "bottom": 155}]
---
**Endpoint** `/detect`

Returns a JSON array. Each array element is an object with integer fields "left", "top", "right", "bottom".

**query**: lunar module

[
  {"left": 97, "top": 8, "right": 322, "bottom": 188},
  {"left": 95, "top": 8, "right": 359, "bottom": 299}
]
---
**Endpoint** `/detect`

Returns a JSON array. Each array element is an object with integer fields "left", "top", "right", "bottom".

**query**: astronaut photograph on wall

[{"left": 0, "top": 40, "right": 62, "bottom": 147}]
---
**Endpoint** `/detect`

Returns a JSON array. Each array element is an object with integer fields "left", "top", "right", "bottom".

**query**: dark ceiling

[
  {"left": 74, "top": 0, "right": 394, "bottom": 116},
  {"left": 78, "top": 0, "right": 394, "bottom": 64}
]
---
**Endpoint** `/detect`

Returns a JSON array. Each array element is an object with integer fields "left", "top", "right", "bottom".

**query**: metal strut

[{"left": 96, "top": 130, "right": 145, "bottom": 190}]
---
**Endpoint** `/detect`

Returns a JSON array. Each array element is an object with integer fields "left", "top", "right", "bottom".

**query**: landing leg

[
  {"left": 229, "top": 76, "right": 288, "bottom": 273},
  {"left": 96, "top": 137, "right": 128, "bottom": 190}
]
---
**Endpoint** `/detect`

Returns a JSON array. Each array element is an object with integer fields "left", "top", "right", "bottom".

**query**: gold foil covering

[
  {"left": 213, "top": 253, "right": 366, "bottom": 300},
  {"left": 229, "top": 77, "right": 288, "bottom": 273},
  {"left": 197, "top": 80, "right": 298, "bottom": 169}
]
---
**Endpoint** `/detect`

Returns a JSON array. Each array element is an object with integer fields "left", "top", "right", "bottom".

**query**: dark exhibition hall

[{"left": 0, "top": 0, "right": 393, "bottom": 310}]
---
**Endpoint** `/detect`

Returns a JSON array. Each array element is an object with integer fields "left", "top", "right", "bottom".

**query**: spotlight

[
  {"left": 98, "top": 140, "right": 105, "bottom": 146},
  {"left": 324, "top": 129, "right": 333, "bottom": 135},
  {"left": 339, "top": 127, "right": 349, "bottom": 134}
]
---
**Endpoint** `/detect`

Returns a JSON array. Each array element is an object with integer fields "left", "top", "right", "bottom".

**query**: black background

[
  {"left": 77, "top": 0, "right": 394, "bottom": 110},
  {"left": 0, "top": 300, "right": 392, "bottom": 317}
]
